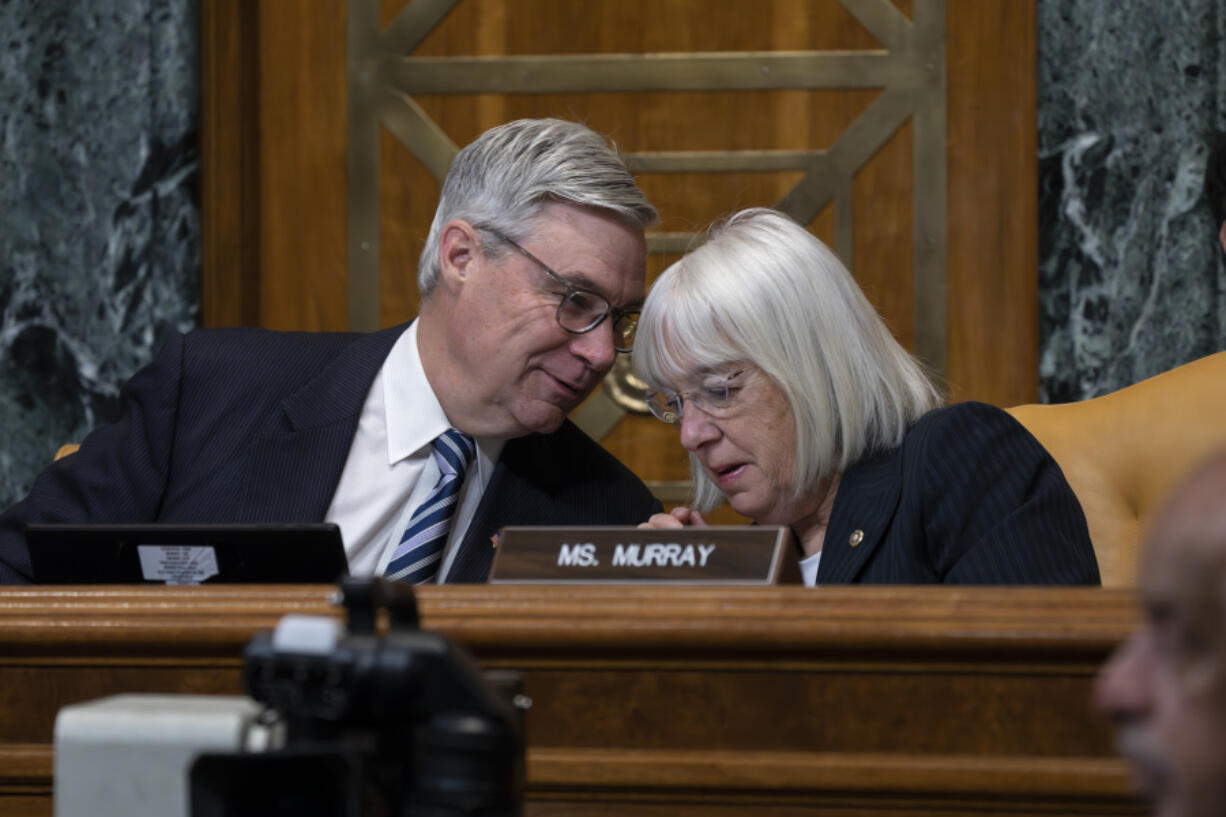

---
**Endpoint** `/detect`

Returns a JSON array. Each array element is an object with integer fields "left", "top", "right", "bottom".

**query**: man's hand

[{"left": 638, "top": 506, "right": 707, "bottom": 529}]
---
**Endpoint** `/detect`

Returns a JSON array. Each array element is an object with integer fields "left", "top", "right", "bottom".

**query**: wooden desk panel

[{"left": 0, "top": 586, "right": 1143, "bottom": 816}]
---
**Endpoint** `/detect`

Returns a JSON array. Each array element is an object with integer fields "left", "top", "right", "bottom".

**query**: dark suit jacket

[
  {"left": 0, "top": 325, "right": 661, "bottom": 585},
  {"left": 817, "top": 401, "right": 1100, "bottom": 584}
]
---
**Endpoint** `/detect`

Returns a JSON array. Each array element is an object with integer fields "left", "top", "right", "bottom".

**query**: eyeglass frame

[
  {"left": 479, "top": 227, "right": 641, "bottom": 353},
  {"left": 644, "top": 369, "right": 747, "bottom": 424}
]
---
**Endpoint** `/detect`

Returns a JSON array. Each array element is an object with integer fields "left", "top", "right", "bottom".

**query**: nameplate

[{"left": 489, "top": 526, "right": 801, "bottom": 585}]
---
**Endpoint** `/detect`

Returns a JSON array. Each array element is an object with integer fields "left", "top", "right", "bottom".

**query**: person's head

[
  {"left": 633, "top": 208, "right": 941, "bottom": 523},
  {"left": 1203, "top": 132, "right": 1226, "bottom": 255},
  {"left": 1095, "top": 450, "right": 1226, "bottom": 817},
  {"left": 416, "top": 119, "right": 657, "bottom": 439},
  {"left": 418, "top": 118, "right": 658, "bottom": 299}
]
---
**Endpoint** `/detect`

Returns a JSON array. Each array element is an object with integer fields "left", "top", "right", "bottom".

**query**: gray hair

[
  {"left": 417, "top": 118, "right": 658, "bottom": 297},
  {"left": 634, "top": 208, "right": 942, "bottom": 512}
]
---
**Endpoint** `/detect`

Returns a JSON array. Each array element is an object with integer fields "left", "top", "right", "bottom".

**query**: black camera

[{"left": 190, "top": 578, "right": 525, "bottom": 817}]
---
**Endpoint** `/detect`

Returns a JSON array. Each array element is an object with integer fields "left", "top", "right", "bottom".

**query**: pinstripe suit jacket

[
  {"left": 816, "top": 401, "right": 1100, "bottom": 584},
  {"left": 0, "top": 325, "right": 661, "bottom": 585}
]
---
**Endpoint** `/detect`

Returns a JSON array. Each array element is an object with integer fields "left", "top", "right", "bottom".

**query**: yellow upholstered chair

[{"left": 1007, "top": 351, "right": 1226, "bottom": 587}]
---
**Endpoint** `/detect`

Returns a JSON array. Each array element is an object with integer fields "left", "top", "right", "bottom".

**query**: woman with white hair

[{"left": 635, "top": 208, "right": 1099, "bottom": 586}]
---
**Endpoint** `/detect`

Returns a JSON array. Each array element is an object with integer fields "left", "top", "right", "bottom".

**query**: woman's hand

[{"left": 638, "top": 506, "right": 708, "bottom": 529}]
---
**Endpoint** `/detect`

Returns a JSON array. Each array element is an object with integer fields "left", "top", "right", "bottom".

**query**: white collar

[
  {"left": 383, "top": 320, "right": 451, "bottom": 465},
  {"left": 382, "top": 320, "right": 505, "bottom": 470}
]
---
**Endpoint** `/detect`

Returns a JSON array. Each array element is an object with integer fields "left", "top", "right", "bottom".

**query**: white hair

[
  {"left": 417, "top": 118, "right": 658, "bottom": 297},
  {"left": 634, "top": 208, "right": 943, "bottom": 512}
]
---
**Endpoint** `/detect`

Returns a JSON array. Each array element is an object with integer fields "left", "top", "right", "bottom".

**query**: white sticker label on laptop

[{"left": 137, "top": 545, "right": 220, "bottom": 585}]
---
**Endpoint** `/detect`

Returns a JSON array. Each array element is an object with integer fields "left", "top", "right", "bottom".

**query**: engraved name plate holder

[{"left": 489, "top": 526, "right": 801, "bottom": 585}]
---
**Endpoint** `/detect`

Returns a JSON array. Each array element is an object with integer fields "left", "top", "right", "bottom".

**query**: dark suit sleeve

[
  {"left": 0, "top": 333, "right": 187, "bottom": 584},
  {"left": 916, "top": 402, "right": 1100, "bottom": 585}
]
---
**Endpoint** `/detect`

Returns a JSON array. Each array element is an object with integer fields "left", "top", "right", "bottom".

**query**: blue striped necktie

[{"left": 385, "top": 429, "right": 476, "bottom": 584}]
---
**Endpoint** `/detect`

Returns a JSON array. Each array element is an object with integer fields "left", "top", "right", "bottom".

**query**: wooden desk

[{"left": 0, "top": 586, "right": 1142, "bottom": 816}]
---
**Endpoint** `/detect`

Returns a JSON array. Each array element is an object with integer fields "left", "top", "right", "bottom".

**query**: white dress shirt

[
  {"left": 799, "top": 550, "right": 821, "bottom": 587},
  {"left": 324, "top": 321, "right": 504, "bottom": 581}
]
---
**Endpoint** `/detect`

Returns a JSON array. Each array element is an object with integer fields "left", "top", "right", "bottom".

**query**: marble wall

[
  {"left": 0, "top": 1, "right": 199, "bottom": 507},
  {"left": 1038, "top": 0, "right": 1226, "bottom": 402}
]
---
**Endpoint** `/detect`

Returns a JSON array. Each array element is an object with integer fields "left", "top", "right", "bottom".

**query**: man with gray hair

[
  {"left": 1095, "top": 450, "right": 1226, "bottom": 817},
  {"left": 0, "top": 118, "right": 661, "bottom": 584}
]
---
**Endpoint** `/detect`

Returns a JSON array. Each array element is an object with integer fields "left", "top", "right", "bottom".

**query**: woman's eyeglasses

[{"left": 645, "top": 370, "right": 746, "bottom": 424}]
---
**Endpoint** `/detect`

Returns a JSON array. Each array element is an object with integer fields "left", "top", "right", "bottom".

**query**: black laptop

[{"left": 27, "top": 522, "right": 348, "bottom": 584}]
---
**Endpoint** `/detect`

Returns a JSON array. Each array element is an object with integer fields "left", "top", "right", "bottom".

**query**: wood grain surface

[{"left": 0, "top": 585, "right": 1143, "bottom": 816}]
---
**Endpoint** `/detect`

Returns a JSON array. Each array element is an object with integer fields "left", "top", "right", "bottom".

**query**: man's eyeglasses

[
  {"left": 483, "top": 228, "right": 640, "bottom": 353},
  {"left": 645, "top": 370, "right": 746, "bottom": 424}
]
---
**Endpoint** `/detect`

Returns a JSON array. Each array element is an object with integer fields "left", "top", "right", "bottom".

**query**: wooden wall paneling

[
  {"left": 375, "top": 0, "right": 495, "bottom": 327},
  {"left": 854, "top": 120, "right": 916, "bottom": 347},
  {"left": 199, "top": 0, "right": 261, "bottom": 328},
  {"left": 201, "top": 0, "right": 351, "bottom": 332},
  {"left": 913, "top": 0, "right": 950, "bottom": 383},
  {"left": 945, "top": 0, "right": 1039, "bottom": 405},
  {"left": 198, "top": 0, "right": 1037, "bottom": 355},
  {"left": 256, "top": 0, "right": 350, "bottom": 331}
]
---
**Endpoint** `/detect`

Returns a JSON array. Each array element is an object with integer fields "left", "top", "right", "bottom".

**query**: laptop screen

[{"left": 27, "top": 522, "right": 348, "bottom": 585}]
